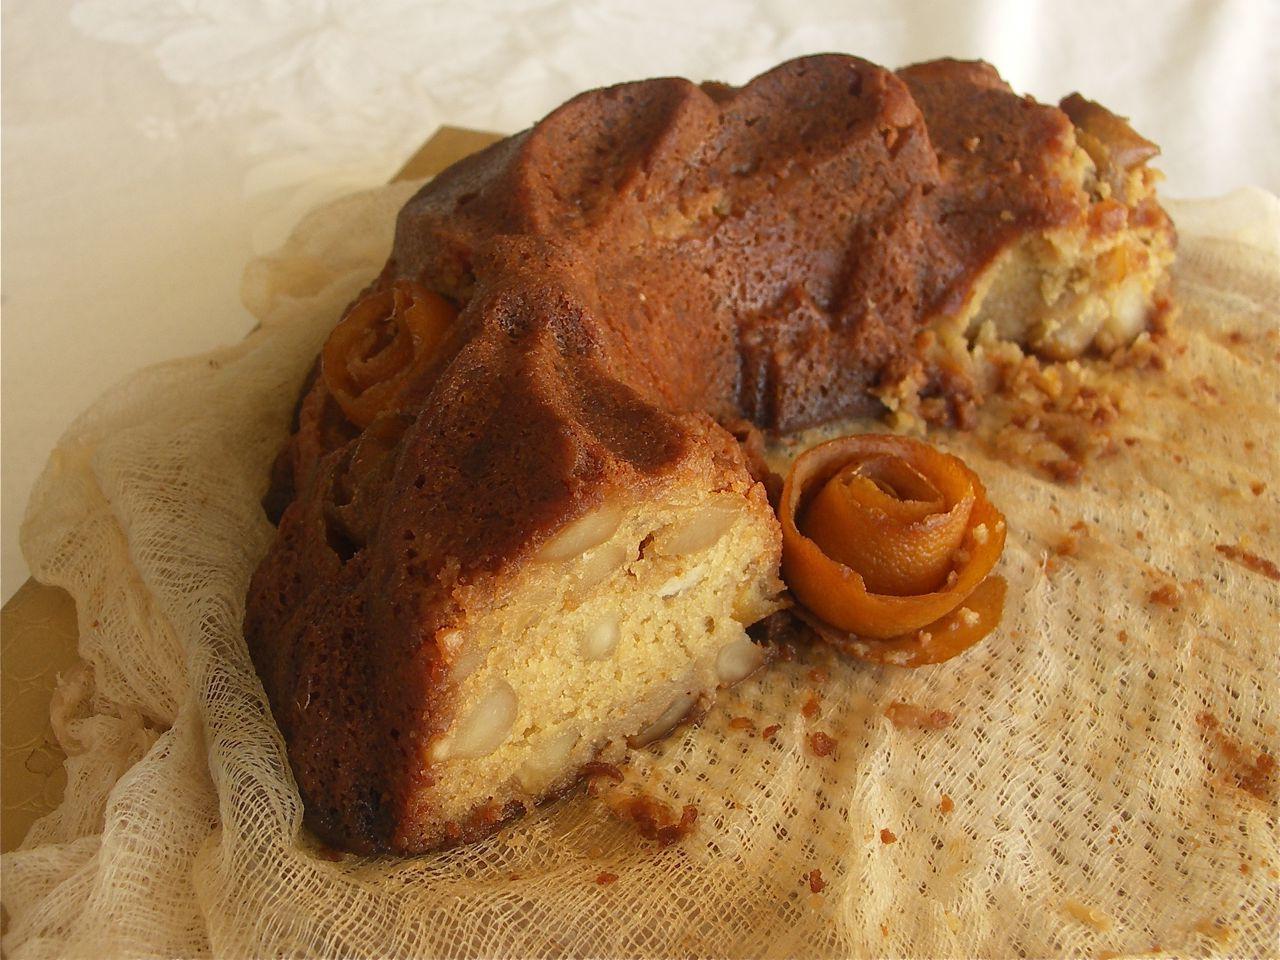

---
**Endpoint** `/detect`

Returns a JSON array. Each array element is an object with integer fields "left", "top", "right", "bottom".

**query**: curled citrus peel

[
  {"left": 322, "top": 279, "right": 457, "bottom": 428},
  {"left": 779, "top": 434, "right": 1007, "bottom": 666}
]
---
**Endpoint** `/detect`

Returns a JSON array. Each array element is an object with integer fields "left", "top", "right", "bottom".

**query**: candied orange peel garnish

[
  {"left": 779, "top": 434, "right": 1007, "bottom": 665},
  {"left": 321, "top": 279, "right": 457, "bottom": 428}
]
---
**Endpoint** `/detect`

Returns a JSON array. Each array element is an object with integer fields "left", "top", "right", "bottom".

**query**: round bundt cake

[{"left": 244, "top": 54, "right": 1174, "bottom": 853}]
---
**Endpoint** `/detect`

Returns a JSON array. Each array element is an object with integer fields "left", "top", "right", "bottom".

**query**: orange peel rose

[
  {"left": 779, "top": 435, "right": 1006, "bottom": 666},
  {"left": 321, "top": 279, "right": 457, "bottom": 428}
]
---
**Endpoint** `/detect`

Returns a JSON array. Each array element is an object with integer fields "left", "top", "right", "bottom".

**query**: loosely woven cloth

[{"left": 4, "top": 183, "right": 1278, "bottom": 959}]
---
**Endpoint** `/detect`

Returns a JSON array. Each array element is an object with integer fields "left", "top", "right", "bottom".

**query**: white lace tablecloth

[{"left": 3, "top": 0, "right": 1278, "bottom": 599}]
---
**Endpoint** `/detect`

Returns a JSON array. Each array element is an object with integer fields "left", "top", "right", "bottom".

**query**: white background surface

[{"left": 3, "top": 0, "right": 1279, "bottom": 600}]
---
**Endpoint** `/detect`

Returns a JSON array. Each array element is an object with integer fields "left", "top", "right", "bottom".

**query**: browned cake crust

[
  {"left": 897, "top": 60, "right": 1083, "bottom": 309},
  {"left": 244, "top": 54, "right": 1173, "bottom": 853}
]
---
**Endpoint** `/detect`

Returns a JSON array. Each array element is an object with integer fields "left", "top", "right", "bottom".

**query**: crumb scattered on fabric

[
  {"left": 1196, "top": 712, "right": 1277, "bottom": 801},
  {"left": 978, "top": 351, "right": 1128, "bottom": 484},
  {"left": 807, "top": 869, "right": 826, "bottom": 894},
  {"left": 1215, "top": 543, "right": 1280, "bottom": 581},
  {"left": 1052, "top": 519, "right": 1089, "bottom": 563},
  {"left": 608, "top": 796, "right": 698, "bottom": 846},
  {"left": 587, "top": 765, "right": 701, "bottom": 846},
  {"left": 880, "top": 828, "right": 897, "bottom": 845},
  {"left": 884, "top": 701, "right": 956, "bottom": 730},
  {"left": 807, "top": 731, "right": 836, "bottom": 757}
]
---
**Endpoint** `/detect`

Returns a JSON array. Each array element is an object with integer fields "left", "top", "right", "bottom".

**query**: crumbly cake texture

[{"left": 245, "top": 54, "right": 1174, "bottom": 853}]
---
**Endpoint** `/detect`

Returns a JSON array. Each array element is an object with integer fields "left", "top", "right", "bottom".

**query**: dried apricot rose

[
  {"left": 779, "top": 434, "right": 1007, "bottom": 666},
  {"left": 321, "top": 279, "right": 457, "bottom": 428}
]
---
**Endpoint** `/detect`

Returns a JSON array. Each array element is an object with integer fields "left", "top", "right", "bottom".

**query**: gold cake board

[{"left": 0, "top": 126, "right": 506, "bottom": 854}]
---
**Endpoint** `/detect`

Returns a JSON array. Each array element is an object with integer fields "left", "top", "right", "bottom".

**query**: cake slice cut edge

[
  {"left": 392, "top": 441, "right": 784, "bottom": 850},
  {"left": 872, "top": 87, "right": 1176, "bottom": 429}
]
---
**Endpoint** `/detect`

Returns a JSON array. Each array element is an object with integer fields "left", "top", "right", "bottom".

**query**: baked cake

[{"left": 244, "top": 54, "right": 1174, "bottom": 854}]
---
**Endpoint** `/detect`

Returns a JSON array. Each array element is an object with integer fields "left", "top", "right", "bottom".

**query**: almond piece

[
  {"left": 516, "top": 728, "right": 581, "bottom": 793},
  {"left": 580, "top": 615, "right": 622, "bottom": 661},
  {"left": 653, "top": 502, "right": 738, "bottom": 557},
  {"left": 566, "top": 541, "right": 630, "bottom": 606},
  {"left": 537, "top": 505, "right": 623, "bottom": 562},
  {"left": 632, "top": 691, "right": 697, "bottom": 746},
  {"left": 447, "top": 679, "right": 518, "bottom": 760},
  {"left": 715, "top": 634, "right": 765, "bottom": 685}
]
